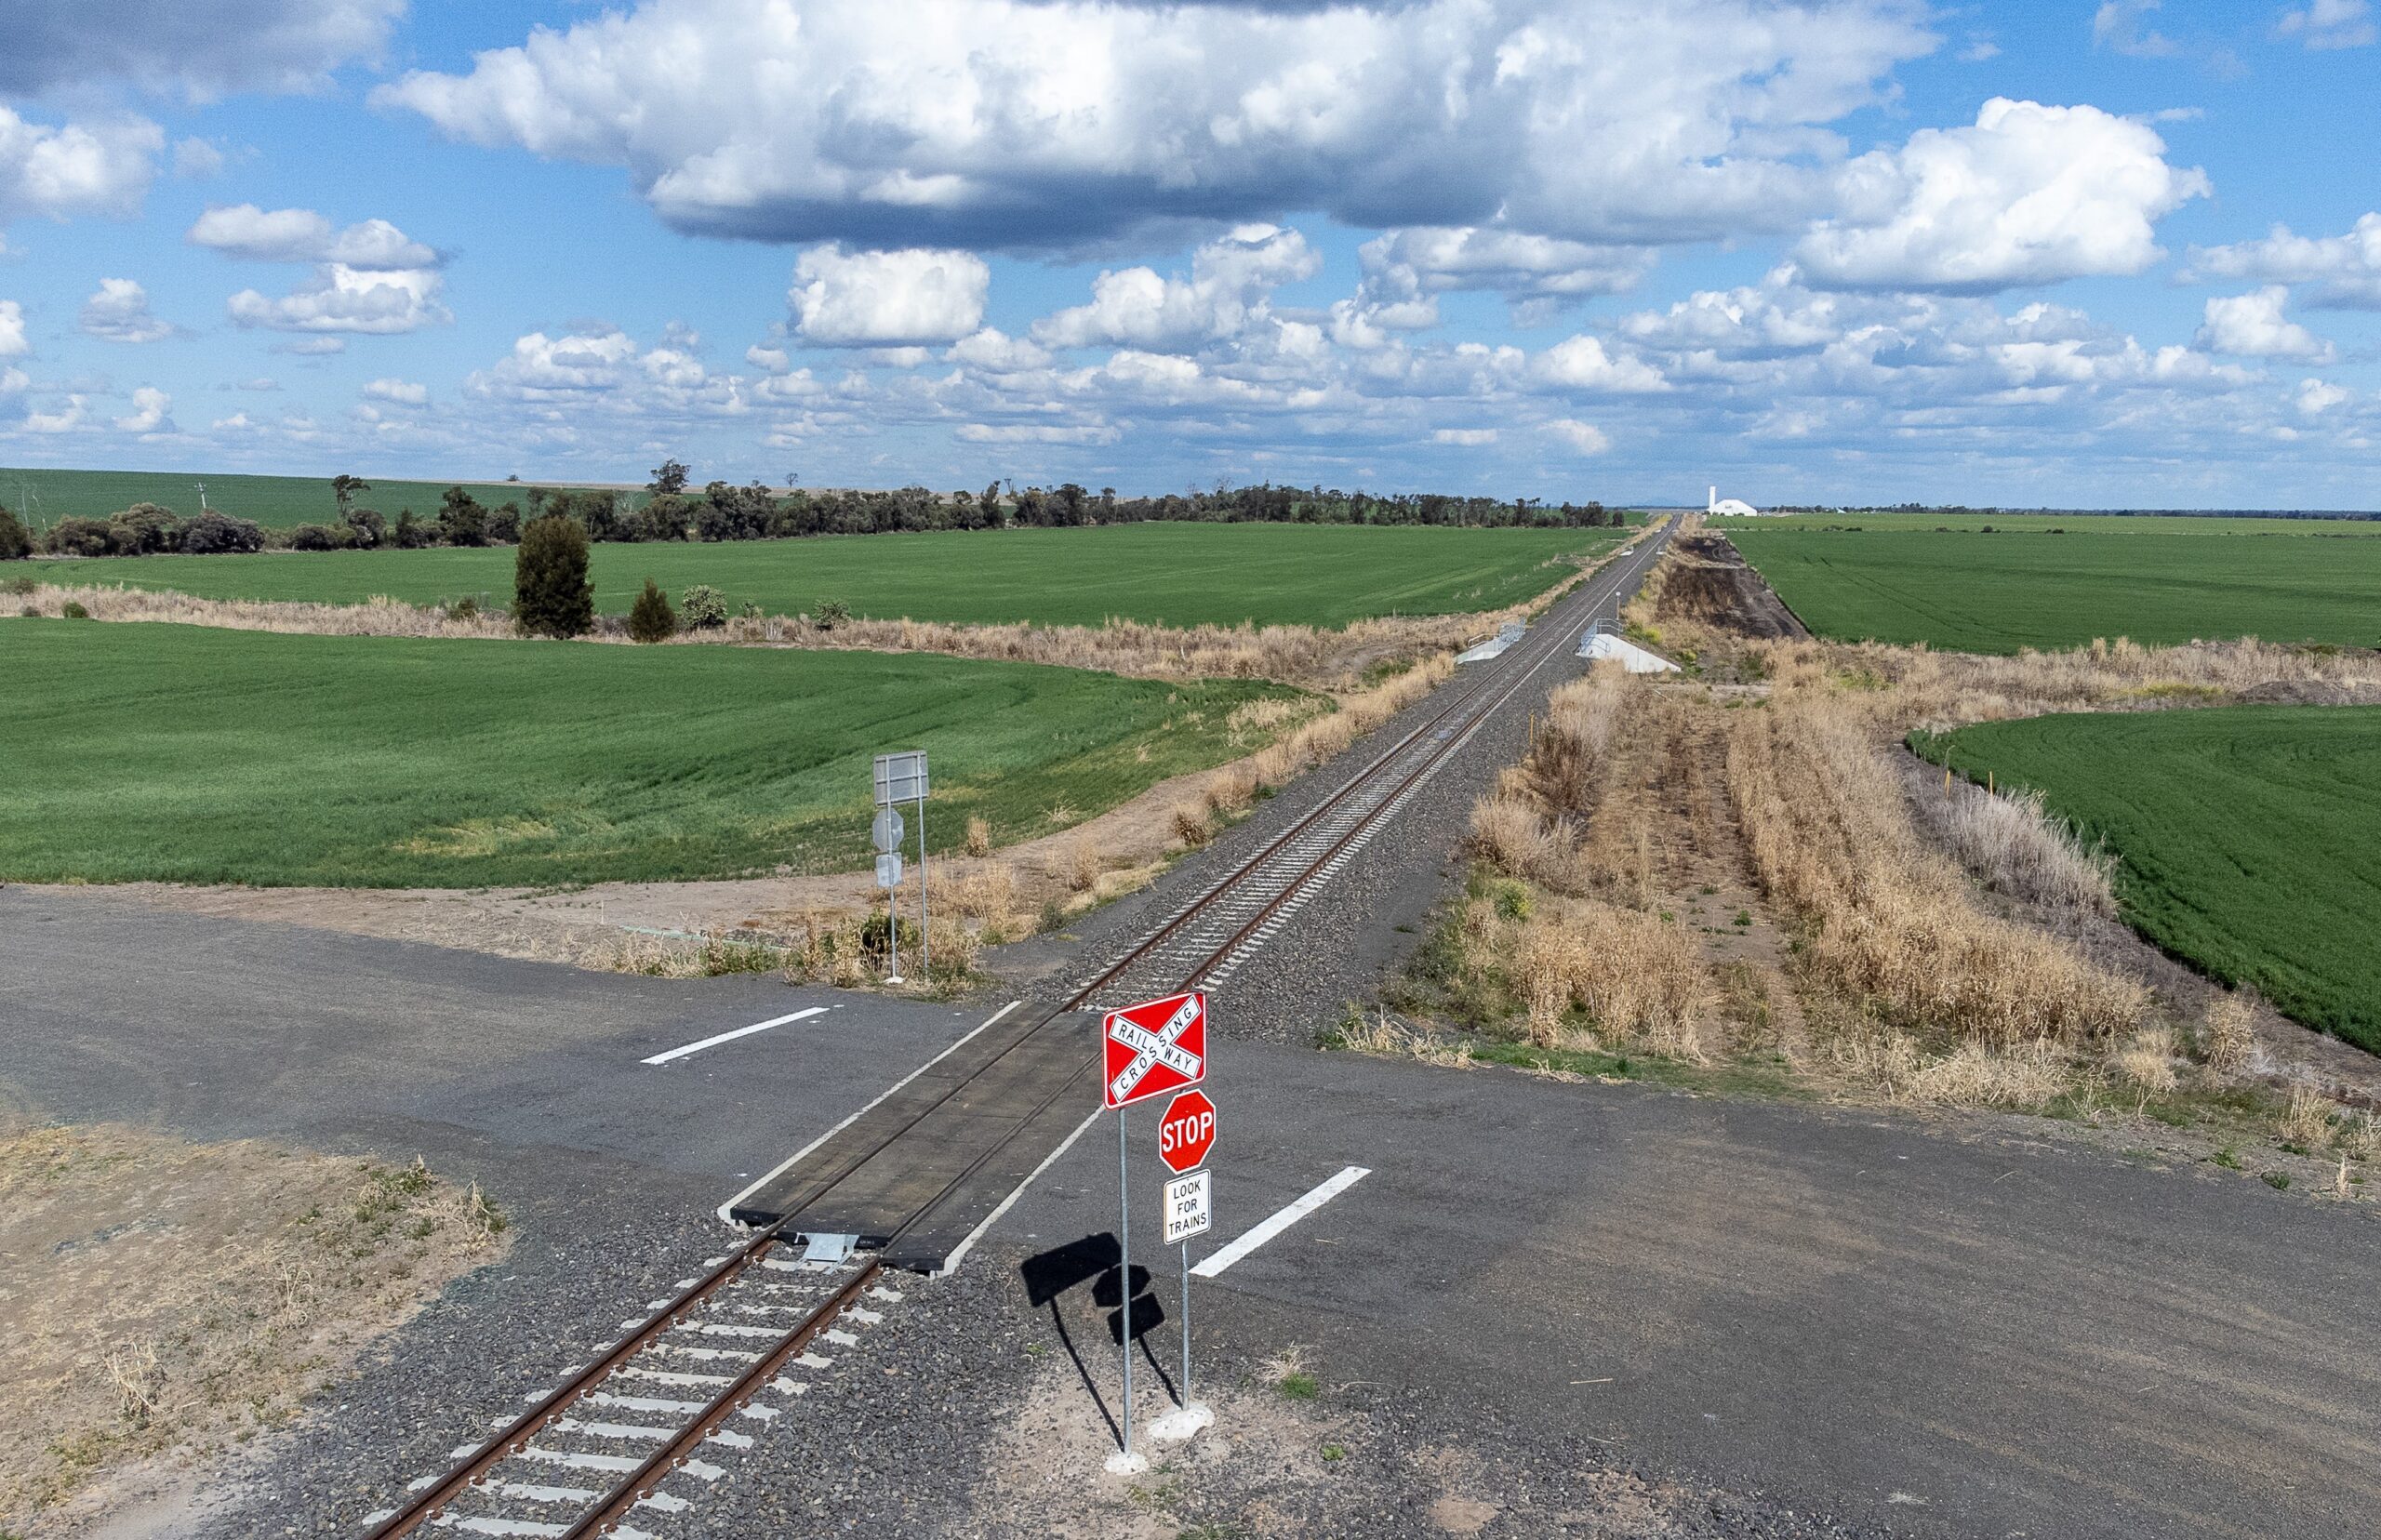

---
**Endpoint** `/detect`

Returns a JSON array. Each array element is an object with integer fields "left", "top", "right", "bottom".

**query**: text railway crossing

[{"left": 363, "top": 521, "right": 1673, "bottom": 1537}]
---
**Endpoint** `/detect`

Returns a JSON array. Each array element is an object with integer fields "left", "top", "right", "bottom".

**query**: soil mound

[{"left": 1657, "top": 535, "right": 1809, "bottom": 639}]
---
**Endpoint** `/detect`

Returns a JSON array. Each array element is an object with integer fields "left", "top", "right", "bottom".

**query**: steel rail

[
  {"left": 563, "top": 1262, "right": 886, "bottom": 1538},
  {"left": 1172, "top": 526, "right": 1670, "bottom": 990},
  {"left": 362, "top": 1218, "right": 794, "bottom": 1540}
]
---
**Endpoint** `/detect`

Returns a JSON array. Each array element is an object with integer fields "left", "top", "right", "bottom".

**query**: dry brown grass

[
  {"left": 1509, "top": 899, "right": 1717, "bottom": 1057},
  {"left": 1170, "top": 803, "right": 1213, "bottom": 849},
  {"left": 1725, "top": 689, "right": 2148, "bottom": 1048},
  {"left": 964, "top": 816, "right": 993, "bottom": 857},
  {"left": 2200, "top": 991, "right": 2259, "bottom": 1073},
  {"left": 1917, "top": 780, "right": 2118, "bottom": 917},
  {"left": 2279, "top": 1083, "right": 2336, "bottom": 1148},
  {"left": 0, "top": 1127, "right": 506, "bottom": 1530},
  {"left": 2112, "top": 1026, "right": 2182, "bottom": 1093}
]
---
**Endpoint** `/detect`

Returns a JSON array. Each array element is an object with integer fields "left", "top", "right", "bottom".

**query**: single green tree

[
  {"left": 0, "top": 505, "right": 33, "bottom": 560},
  {"left": 628, "top": 578, "right": 677, "bottom": 643},
  {"left": 331, "top": 474, "right": 370, "bottom": 519},
  {"left": 514, "top": 514, "right": 593, "bottom": 638}
]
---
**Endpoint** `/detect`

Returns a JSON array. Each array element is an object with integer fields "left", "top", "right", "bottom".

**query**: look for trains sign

[{"left": 1101, "top": 990, "right": 1206, "bottom": 1109}]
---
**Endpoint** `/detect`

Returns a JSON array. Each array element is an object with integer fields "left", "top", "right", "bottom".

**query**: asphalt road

[{"left": 8, "top": 887, "right": 2378, "bottom": 1538}]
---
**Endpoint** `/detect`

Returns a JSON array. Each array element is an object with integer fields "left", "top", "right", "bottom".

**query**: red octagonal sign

[
  {"left": 1102, "top": 989, "right": 1206, "bottom": 1109},
  {"left": 1157, "top": 1090, "right": 1217, "bottom": 1175}
]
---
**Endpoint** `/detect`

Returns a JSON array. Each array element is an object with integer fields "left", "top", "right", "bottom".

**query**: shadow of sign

[{"left": 1019, "top": 1233, "right": 1176, "bottom": 1444}]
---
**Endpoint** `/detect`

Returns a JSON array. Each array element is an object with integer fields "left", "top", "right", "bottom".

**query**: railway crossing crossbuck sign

[{"left": 1102, "top": 990, "right": 1207, "bottom": 1109}]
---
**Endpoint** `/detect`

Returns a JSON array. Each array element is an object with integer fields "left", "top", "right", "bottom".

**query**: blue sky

[{"left": 2, "top": 1, "right": 2378, "bottom": 507}]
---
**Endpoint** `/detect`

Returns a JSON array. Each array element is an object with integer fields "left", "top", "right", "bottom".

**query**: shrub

[
  {"left": 438, "top": 486, "right": 488, "bottom": 547},
  {"left": 813, "top": 598, "right": 851, "bottom": 630},
  {"left": 628, "top": 578, "right": 677, "bottom": 643},
  {"left": 0, "top": 507, "right": 29, "bottom": 561},
  {"left": 286, "top": 523, "right": 348, "bottom": 551},
  {"left": 179, "top": 511, "right": 265, "bottom": 554},
  {"left": 107, "top": 503, "right": 180, "bottom": 554},
  {"left": 392, "top": 509, "right": 438, "bottom": 549},
  {"left": 738, "top": 600, "right": 764, "bottom": 619},
  {"left": 486, "top": 501, "right": 523, "bottom": 544},
  {"left": 343, "top": 508, "right": 387, "bottom": 547},
  {"left": 859, "top": 910, "right": 922, "bottom": 962},
  {"left": 60, "top": 600, "right": 90, "bottom": 619},
  {"left": 679, "top": 584, "right": 727, "bottom": 629},
  {"left": 513, "top": 514, "right": 594, "bottom": 638},
  {"left": 43, "top": 516, "right": 113, "bottom": 557},
  {"left": 446, "top": 596, "right": 482, "bottom": 623}
]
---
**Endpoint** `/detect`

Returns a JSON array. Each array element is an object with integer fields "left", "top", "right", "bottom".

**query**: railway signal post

[{"left": 1101, "top": 989, "right": 1209, "bottom": 1471}]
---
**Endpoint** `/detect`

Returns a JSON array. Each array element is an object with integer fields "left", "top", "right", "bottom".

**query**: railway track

[{"left": 363, "top": 519, "right": 1671, "bottom": 1539}]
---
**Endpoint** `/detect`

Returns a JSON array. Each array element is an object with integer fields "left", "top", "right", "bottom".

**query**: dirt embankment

[{"left": 1655, "top": 534, "right": 1808, "bottom": 640}]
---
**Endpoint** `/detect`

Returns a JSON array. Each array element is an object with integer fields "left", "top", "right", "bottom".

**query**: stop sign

[{"left": 1157, "top": 1090, "right": 1217, "bottom": 1175}]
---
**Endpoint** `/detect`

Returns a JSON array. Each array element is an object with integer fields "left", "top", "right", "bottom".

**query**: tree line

[{"left": 0, "top": 463, "right": 1628, "bottom": 564}]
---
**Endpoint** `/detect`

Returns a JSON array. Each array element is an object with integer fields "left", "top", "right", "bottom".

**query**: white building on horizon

[{"left": 1708, "top": 485, "right": 1762, "bottom": 517}]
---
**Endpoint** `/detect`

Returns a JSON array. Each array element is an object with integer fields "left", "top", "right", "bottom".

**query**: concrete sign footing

[{"left": 1149, "top": 1403, "right": 1214, "bottom": 1442}]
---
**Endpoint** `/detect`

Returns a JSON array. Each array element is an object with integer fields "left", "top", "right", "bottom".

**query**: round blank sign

[{"left": 871, "top": 807, "right": 905, "bottom": 853}]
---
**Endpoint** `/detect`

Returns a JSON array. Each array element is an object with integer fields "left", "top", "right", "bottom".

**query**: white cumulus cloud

[
  {"left": 229, "top": 264, "right": 449, "bottom": 335},
  {"left": 1430, "top": 427, "right": 1498, "bottom": 446},
  {"left": 2185, "top": 213, "right": 2381, "bottom": 308},
  {"left": 376, "top": 0, "right": 1932, "bottom": 251},
  {"left": 113, "top": 385, "right": 173, "bottom": 433},
  {"left": 0, "top": 107, "right": 163, "bottom": 226},
  {"left": 1034, "top": 225, "right": 1318, "bottom": 352},
  {"left": 364, "top": 377, "right": 428, "bottom": 405},
  {"left": 24, "top": 395, "right": 88, "bottom": 433},
  {"left": 0, "top": 299, "right": 26, "bottom": 357},
  {"left": 188, "top": 204, "right": 438, "bottom": 267},
  {"left": 194, "top": 205, "right": 449, "bottom": 336},
  {"left": 1544, "top": 418, "right": 1612, "bottom": 454},
  {"left": 79, "top": 278, "right": 177, "bottom": 343},
  {"left": 1533, "top": 335, "right": 1669, "bottom": 393},
  {"left": 791, "top": 246, "right": 988, "bottom": 347},
  {"left": 1796, "top": 99, "right": 2208, "bottom": 293},
  {"left": 2295, "top": 378, "right": 2349, "bottom": 414},
  {"left": 2196, "top": 287, "right": 2335, "bottom": 362}
]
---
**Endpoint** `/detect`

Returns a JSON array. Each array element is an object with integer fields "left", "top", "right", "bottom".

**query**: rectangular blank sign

[{"left": 873, "top": 750, "right": 928, "bottom": 806}]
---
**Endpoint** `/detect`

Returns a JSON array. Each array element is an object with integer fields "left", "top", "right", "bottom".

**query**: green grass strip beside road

[
  {"left": 1915, "top": 706, "right": 2381, "bottom": 1055},
  {"left": 1725, "top": 522, "right": 2381, "bottom": 654},
  {"left": 0, "top": 619, "right": 1310, "bottom": 889},
  {"left": 31, "top": 523, "right": 1622, "bottom": 630}
]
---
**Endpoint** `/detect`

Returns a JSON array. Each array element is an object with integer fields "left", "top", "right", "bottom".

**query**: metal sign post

[
  {"left": 1099, "top": 994, "right": 1211, "bottom": 1467},
  {"left": 872, "top": 751, "right": 928, "bottom": 982}
]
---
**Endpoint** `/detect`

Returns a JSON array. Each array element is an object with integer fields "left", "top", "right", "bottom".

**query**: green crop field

[
  {"left": 33, "top": 522, "right": 1620, "bottom": 630},
  {"left": 0, "top": 619, "right": 1307, "bottom": 888},
  {"left": 1722, "top": 517, "right": 2381, "bottom": 653},
  {"left": 1916, "top": 707, "right": 2381, "bottom": 1055},
  {"left": 0, "top": 466, "right": 634, "bottom": 530}
]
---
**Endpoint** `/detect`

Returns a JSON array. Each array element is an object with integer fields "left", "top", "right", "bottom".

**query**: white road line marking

[
  {"left": 715, "top": 1001, "right": 1022, "bottom": 1223},
  {"left": 937, "top": 1103, "right": 1104, "bottom": 1278},
  {"left": 642, "top": 1007, "right": 828, "bottom": 1066},
  {"left": 1192, "top": 1166, "right": 1372, "bottom": 1278}
]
